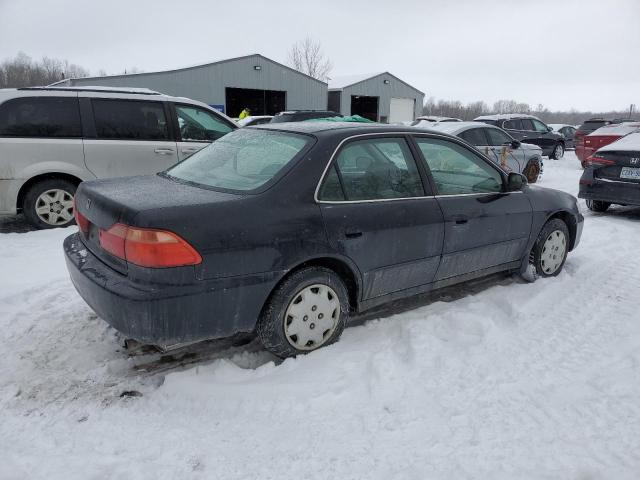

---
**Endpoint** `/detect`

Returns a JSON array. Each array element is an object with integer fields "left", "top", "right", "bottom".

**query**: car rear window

[
  {"left": 578, "top": 121, "right": 608, "bottom": 133},
  {"left": 165, "top": 128, "right": 310, "bottom": 191}
]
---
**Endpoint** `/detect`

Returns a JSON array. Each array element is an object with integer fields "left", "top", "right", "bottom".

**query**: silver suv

[{"left": 0, "top": 86, "right": 237, "bottom": 228}]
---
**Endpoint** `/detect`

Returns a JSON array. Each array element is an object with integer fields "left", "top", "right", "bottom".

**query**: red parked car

[{"left": 576, "top": 122, "right": 640, "bottom": 168}]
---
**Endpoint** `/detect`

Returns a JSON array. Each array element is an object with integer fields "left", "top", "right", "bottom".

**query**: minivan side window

[
  {"left": 321, "top": 137, "right": 424, "bottom": 201},
  {"left": 0, "top": 97, "right": 81, "bottom": 138},
  {"left": 175, "top": 105, "right": 233, "bottom": 142},
  {"left": 92, "top": 99, "right": 169, "bottom": 141},
  {"left": 416, "top": 138, "right": 503, "bottom": 195}
]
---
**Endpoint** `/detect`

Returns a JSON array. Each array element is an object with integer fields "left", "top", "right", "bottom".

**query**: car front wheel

[
  {"left": 551, "top": 143, "right": 564, "bottom": 160},
  {"left": 586, "top": 199, "right": 611, "bottom": 212},
  {"left": 257, "top": 267, "right": 349, "bottom": 358},
  {"left": 531, "top": 218, "right": 570, "bottom": 277},
  {"left": 23, "top": 179, "right": 77, "bottom": 229}
]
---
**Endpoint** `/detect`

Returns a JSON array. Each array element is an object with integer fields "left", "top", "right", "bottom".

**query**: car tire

[
  {"left": 523, "top": 160, "right": 541, "bottom": 183},
  {"left": 531, "top": 218, "right": 570, "bottom": 278},
  {"left": 586, "top": 199, "right": 611, "bottom": 212},
  {"left": 23, "top": 178, "right": 77, "bottom": 229},
  {"left": 257, "top": 267, "right": 349, "bottom": 358},
  {"left": 550, "top": 143, "right": 564, "bottom": 160}
]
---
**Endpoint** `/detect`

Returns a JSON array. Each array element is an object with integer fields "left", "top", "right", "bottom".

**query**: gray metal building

[
  {"left": 65, "top": 54, "right": 327, "bottom": 118},
  {"left": 328, "top": 72, "right": 424, "bottom": 123}
]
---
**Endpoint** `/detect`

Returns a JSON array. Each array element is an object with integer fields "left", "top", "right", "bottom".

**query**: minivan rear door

[
  {"left": 172, "top": 103, "right": 235, "bottom": 161},
  {"left": 80, "top": 96, "right": 178, "bottom": 178}
]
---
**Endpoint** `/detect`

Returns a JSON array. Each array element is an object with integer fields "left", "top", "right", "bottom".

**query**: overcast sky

[{"left": 1, "top": 0, "right": 638, "bottom": 112}]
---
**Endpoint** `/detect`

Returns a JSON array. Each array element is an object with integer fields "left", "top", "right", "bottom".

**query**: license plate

[{"left": 620, "top": 167, "right": 640, "bottom": 180}]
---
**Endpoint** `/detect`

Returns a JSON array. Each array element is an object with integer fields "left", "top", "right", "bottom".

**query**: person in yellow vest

[{"left": 239, "top": 108, "right": 251, "bottom": 120}]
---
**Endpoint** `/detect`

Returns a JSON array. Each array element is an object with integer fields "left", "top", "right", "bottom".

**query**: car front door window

[
  {"left": 416, "top": 138, "right": 503, "bottom": 195},
  {"left": 532, "top": 119, "right": 549, "bottom": 133},
  {"left": 175, "top": 105, "right": 233, "bottom": 142}
]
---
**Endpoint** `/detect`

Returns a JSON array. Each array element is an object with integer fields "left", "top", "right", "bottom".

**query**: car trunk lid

[{"left": 74, "top": 174, "right": 242, "bottom": 274}]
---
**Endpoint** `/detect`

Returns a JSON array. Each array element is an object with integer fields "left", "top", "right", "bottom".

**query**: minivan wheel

[
  {"left": 531, "top": 219, "right": 570, "bottom": 277},
  {"left": 257, "top": 267, "right": 349, "bottom": 358},
  {"left": 551, "top": 143, "right": 564, "bottom": 160},
  {"left": 523, "top": 161, "right": 540, "bottom": 183},
  {"left": 586, "top": 199, "right": 611, "bottom": 212},
  {"left": 23, "top": 179, "right": 77, "bottom": 229}
]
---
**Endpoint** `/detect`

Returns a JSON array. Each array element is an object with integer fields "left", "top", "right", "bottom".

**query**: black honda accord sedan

[{"left": 65, "top": 122, "right": 583, "bottom": 357}]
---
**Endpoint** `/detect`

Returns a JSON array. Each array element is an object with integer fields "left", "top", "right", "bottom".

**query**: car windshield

[{"left": 165, "top": 129, "right": 310, "bottom": 191}]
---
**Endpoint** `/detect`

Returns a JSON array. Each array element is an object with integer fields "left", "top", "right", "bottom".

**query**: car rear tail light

[
  {"left": 98, "top": 224, "right": 202, "bottom": 268},
  {"left": 585, "top": 154, "right": 615, "bottom": 166},
  {"left": 73, "top": 197, "right": 90, "bottom": 233}
]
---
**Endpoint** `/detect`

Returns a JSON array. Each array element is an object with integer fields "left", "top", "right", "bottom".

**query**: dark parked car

[
  {"left": 549, "top": 124, "right": 577, "bottom": 149},
  {"left": 579, "top": 131, "right": 640, "bottom": 212},
  {"left": 270, "top": 110, "right": 341, "bottom": 123},
  {"left": 475, "top": 114, "right": 565, "bottom": 159},
  {"left": 65, "top": 123, "right": 583, "bottom": 357}
]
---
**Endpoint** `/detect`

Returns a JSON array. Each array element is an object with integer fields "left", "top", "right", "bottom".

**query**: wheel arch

[
  {"left": 266, "top": 255, "right": 362, "bottom": 314},
  {"left": 17, "top": 172, "right": 83, "bottom": 211},
  {"left": 546, "top": 210, "right": 578, "bottom": 251}
]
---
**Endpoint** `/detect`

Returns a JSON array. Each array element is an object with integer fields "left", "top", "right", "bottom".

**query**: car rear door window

[
  {"left": 416, "top": 138, "right": 503, "bottom": 195},
  {"left": 0, "top": 97, "right": 81, "bottom": 138},
  {"left": 503, "top": 119, "right": 523, "bottom": 130},
  {"left": 326, "top": 137, "right": 424, "bottom": 201},
  {"left": 520, "top": 119, "right": 535, "bottom": 131},
  {"left": 459, "top": 128, "right": 488, "bottom": 146},
  {"left": 175, "top": 105, "right": 233, "bottom": 142},
  {"left": 92, "top": 99, "right": 169, "bottom": 140},
  {"left": 485, "top": 128, "right": 512, "bottom": 146}
]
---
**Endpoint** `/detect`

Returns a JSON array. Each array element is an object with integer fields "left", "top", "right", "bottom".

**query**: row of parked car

[{"left": 5, "top": 83, "right": 637, "bottom": 358}]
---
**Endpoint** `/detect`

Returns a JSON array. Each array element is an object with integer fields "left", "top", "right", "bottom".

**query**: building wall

[
  {"left": 70, "top": 54, "right": 327, "bottom": 112},
  {"left": 336, "top": 73, "right": 424, "bottom": 121}
]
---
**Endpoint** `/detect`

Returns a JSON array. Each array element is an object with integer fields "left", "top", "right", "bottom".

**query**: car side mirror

[
  {"left": 510, "top": 140, "right": 521, "bottom": 149},
  {"left": 547, "top": 126, "right": 553, "bottom": 132},
  {"left": 507, "top": 172, "right": 527, "bottom": 191}
]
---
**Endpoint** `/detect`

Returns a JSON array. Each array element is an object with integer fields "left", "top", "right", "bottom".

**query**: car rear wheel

[
  {"left": 531, "top": 218, "right": 570, "bottom": 278},
  {"left": 23, "top": 179, "right": 77, "bottom": 229},
  {"left": 551, "top": 143, "right": 564, "bottom": 160},
  {"left": 586, "top": 199, "right": 611, "bottom": 212},
  {"left": 523, "top": 161, "right": 541, "bottom": 183},
  {"left": 257, "top": 267, "right": 349, "bottom": 358}
]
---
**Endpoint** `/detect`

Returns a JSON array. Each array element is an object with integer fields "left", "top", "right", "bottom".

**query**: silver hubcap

[
  {"left": 35, "top": 189, "right": 74, "bottom": 226},
  {"left": 555, "top": 145, "right": 564, "bottom": 158},
  {"left": 284, "top": 283, "right": 340, "bottom": 351},
  {"left": 541, "top": 230, "right": 566, "bottom": 275}
]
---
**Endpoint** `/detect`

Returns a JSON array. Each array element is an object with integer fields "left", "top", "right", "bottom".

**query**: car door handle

[
  {"left": 181, "top": 147, "right": 201, "bottom": 153},
  {"left": 452, "top": 215, "right": 469, "bottom": 225},
  {"left": 344, "top": 229, "right": 363, "bottom": 239},
  {"left": 154, "top": 148, "right": 175, "bottom": 155}
]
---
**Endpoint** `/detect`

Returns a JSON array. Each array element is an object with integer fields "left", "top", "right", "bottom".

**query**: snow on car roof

[
  {"left": 587, "top": 122, "right": 640, "bottom": 137},
  {"left": 416, "top": 116, "right": 461, "bottom": 122},
  {"left": 475, "top": 113, "right": 539, "bottom": 121},
  {"left": 598, "top": 131, "right": 640, "bottom": 152},
  {"left": 422, "top": 121, "right": 486, "bottom": 134}
]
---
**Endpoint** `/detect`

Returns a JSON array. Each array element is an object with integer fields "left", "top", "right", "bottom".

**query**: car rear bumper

[
  {"left": 578, "top": 175, "right": 640, "bottom": 206},
  {"left": 64, "top": 233, "right": 282, "bottom": 348}
]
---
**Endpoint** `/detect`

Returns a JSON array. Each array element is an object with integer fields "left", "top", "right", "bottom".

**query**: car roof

[
  {"left": 254, "top": 121, "right": 453, "bottom": 137},
  {"left": 475, "top": 113, "right": 540, "bottom": 121},
  {"left": 423, "top": 121, "right": 496, "bottom": 134}
]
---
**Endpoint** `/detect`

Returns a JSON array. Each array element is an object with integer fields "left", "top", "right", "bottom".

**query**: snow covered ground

[{"left": 2, "top": 151, "right": 640, "bottom": 479}]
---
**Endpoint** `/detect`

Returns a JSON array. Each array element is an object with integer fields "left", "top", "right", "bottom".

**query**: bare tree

[
  {"left": 287, "top": 37, "right": 332, "bottom": 82},
  {"left": 0, "top": 52, "right": 89, "bottom": 87}
]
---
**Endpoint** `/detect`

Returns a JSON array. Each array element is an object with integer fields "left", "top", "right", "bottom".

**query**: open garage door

[
  {"left": 389, "top": 98, "right": 415, "bottom": 123},
  {"left": 350, "top": 95, "right": 378, "bottom": 122},
  {"left": 225, "top": 88, "right": 286, "bottom": 118}
]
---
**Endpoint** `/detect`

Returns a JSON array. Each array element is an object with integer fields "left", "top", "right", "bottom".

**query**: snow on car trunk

[{"left": 2, "top": 152, "right": 640, "bottom": 479}]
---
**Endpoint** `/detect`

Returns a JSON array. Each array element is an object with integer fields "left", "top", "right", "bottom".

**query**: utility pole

[{"left": 630, "top": 104, "right": 636, "bottom": 119}]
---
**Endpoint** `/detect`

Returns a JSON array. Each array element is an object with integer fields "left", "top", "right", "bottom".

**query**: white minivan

[{"left": 0, "top": 86, "right": 237, "bottom": 228}]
